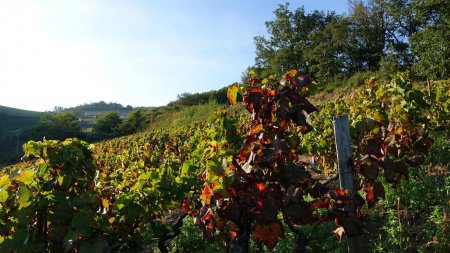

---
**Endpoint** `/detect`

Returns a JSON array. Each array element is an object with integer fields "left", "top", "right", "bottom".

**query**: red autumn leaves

[{"left": 187, "top": 71, "right": 433, "bottom": 251}]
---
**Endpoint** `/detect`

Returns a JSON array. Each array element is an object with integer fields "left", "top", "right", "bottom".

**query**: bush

[{"left": 346, "top": 71, "right": 376, "bottom": 88}]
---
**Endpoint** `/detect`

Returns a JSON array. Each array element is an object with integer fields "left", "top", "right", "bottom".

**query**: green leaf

[
  {"left": 17, "top": 186, "right": 32, "bottom": 208},
  {"left": 10, "top": 227, "right": 28, "bottom": 249},
  {"left": 114, "top": 195, "right": 129, "bottom": 210},
  {"left": 375, "top": 87, "right": 385, "bottom": 99},
  {"left": 0, "top": 188, "right": 8, "bottom": 203},
  {"left": 71, "top": 213, "right": 92, "bottom": 236},
  {"left": 23, "top": 141, "right": 39, "bottom": 158},
  {"left": 158, "top": 178, "right": 171, "bottom": 190},
  {"left": 138, "top": 159, "right": 145, "bottom": 169},
  {"left": 57, "top": 175, "right": 73, "bottom": 189},
  {"left": 9, "top": 169, "right": 21, "bottom": 180},
  {"left": 38, "top": 162, "right": 49, "bottom": 177},
  {"left": 62, "top": 149, "right": 72, "bottom": 161},
  {"left": 181, "top": 160, "right": 194, "bottom": 177},
  {"left": 206, "top": 157, "right": 223, "bottom": 176},
  {"left": 127, "top": 203, "right": 145, "bottom": 217},
  {"left": 0, "top": 175, "right": 11, "bottom": 188},
  {"left": 17, "top": 170, "right": 36, "bottom": 185},
  {"left": 63, "top": 229, "right": 78, "bottom": 251},
  {"left": 137, "top": 171, "right": 151, "bottom": 181},
  {"left": 130, "top": 181, "right": 143, "bottom": 191},
  {"left": 303, "top": 194, "right": 314, "bottom": 202}
]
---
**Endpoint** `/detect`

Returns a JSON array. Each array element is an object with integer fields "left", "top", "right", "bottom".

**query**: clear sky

[{"left": 0, "top": 0, "right": 348, "bottom": 112}]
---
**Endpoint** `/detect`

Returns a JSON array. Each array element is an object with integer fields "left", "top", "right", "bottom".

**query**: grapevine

[{"left": 0, "top": 72, "right": 443, "bottom": 252}]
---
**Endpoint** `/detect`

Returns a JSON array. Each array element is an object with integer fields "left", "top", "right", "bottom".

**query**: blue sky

[{"left": 0, "top": 0, "right": 348, "bottom": 111}]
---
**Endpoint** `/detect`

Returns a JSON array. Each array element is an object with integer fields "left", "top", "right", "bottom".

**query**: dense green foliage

[
  {"left": 93, "top": 112, "right": 123, "bottom": 137},
  {"left": 248, "top": 0, "right": 449, "bottom": 85},
  {"left": 0, "top": 128, "right": 205, "bottom": 252},
  {"left": 30, "top": 113, "right": 83, "bottom": 141},
  {"left": 168, "top": 88, "right": 229, "bottom": 108},
  {"left": 0, "top": 139, "right": 98, "bottom": 252},
  {"left": 120, "top": 109, "right": 147, "bottom": 135}
]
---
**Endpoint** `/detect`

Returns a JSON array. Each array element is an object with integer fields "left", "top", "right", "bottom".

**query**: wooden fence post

[{"left": 333, "top": 115, "right": 363, "bottom": 253}]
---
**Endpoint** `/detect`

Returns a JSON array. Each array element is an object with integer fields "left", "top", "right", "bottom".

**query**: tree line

[
  {"left": 28, "top": 109, "right": 147, "bottom": 141},
  {"left": 245, "top": 0, "right": 449, "bottom": 85},
  {"left": 52, "top": 101, "right": 133, "bottom": 114}
]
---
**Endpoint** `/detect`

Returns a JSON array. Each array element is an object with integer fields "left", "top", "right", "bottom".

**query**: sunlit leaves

[
  {"left": 0, "top": 139, "right": 103, "bottom": 251},
  {"left": 363, "top": 182, "right": 385, "bottom": 207},
  {"left": 17, "top": 170, "right": 35, "bottom": 185},
  {"left": 333, "top": 226, "right": 345, "bottom": 241},
  {"left": 0, "top": 175, "right": 10, "bottom": 189},
  {"left": 193, "top": 71, "right": 323, "bottom": 250},
  {"left": 17, "top": 186, "right": 31, "bottom": 208},
  {"left": 0, "top": 73, "right": 440, "bottom": 252},
  {"left": 211, "top": 74, "right": 436, "bottom": 250},
  {"left": 227, "top": 83, "right": 240, "bottom": 106},
  {"left": 0, "top": 176, "right": 9, "bottom": 203},
  {"left": 200, "top": 184, "right": 213, "bottom": 205},
  {"left": 255, "top": 182, "right": 266, "bottom": 192}
]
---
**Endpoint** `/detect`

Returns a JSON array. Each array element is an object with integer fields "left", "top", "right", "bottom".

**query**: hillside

[
  {"left": 57, "top": 101, "right": 145, "bottom": 119},
  {"left": 141, "top": 87, "right": 230, "bottom": 130},
  {"left": 1, "top": 75, "right": 448, "bottom": 252},
  {"left": 0, "top": 90, "right": 228, "bottom": 164},
  {"left": 0, "top": 105, "right": 41, "bottom": 140}
]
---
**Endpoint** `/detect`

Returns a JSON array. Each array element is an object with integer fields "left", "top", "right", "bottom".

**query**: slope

[{"left": 0, "top": 105, "right": 41, "bottom": 140}]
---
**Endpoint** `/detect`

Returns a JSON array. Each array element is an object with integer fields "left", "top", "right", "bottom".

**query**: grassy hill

[
  {"left": 0, "top": 90, "right": 227, "bottom": 164},
  {"left": 0, "top": 105, "right": 41, "bottom": 140},
  {"left": 0, "top": 106, "right": 42, "bottom": 165},
  {"left": 137, "top": 87, "right": 230, "bottom": 130}
]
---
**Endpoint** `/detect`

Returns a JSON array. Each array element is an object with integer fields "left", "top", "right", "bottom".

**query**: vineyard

[{"left": 0, "top": 72, "right": 448, "bottom": 252}]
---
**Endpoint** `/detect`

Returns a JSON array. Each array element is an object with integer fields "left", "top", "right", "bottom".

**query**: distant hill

[
  {"left": 57, "top": 101, "right": 141, "bottom": 119},
  {"left": 53, "top": 101, "right": 150, "bottom": 133},
  {"left": 0, "top": 105, "right": 41, "bottom": 140},
  {"left": 0, "top": 106, "right": 42, "bottom": 165}
]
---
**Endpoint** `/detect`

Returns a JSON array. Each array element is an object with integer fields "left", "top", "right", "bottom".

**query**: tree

[
  {"left": 411, "top": 25, "right": 450, "bottom": 79},
  {"left": 409, "top": 0, "right": 450, "bottom": 79},
  {"left": 254, "top": 4, "right": 337, "bottom": 78},
  {"left": 120, "top": 109, "right": 146, "bottom": 135},
  {"left": 251, "top": 2, "right": 386, "bottom": 84},
  {"left": 31, "top": 112, "right": 82, "bottom": 140},
  {"left": 304, "top": 16, "right": 347, "bottom": 81},
  {"left": 346, "top": 0, "right": 386, "bottom": 72},
  {"left": 381, "top": 0, "right": 449, "bottom": 79},
  {"left": 53, "top": 106, "right": 64, "bottom": 112},
  {"left": 94, "top": 112, "right": 122, "bottom": 136},
  {"left": 249, "top": 0, "right": 448, "bottom": 86}
]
